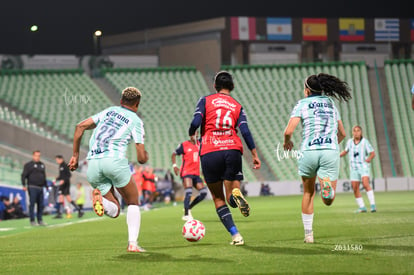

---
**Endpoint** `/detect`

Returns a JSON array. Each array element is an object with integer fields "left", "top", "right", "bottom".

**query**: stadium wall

[
  {"left": 0, "top": 120, "right": 87, "bottom": 161},
  {"left": 243, "top": 178, "right": 414, "bottom": 197}
]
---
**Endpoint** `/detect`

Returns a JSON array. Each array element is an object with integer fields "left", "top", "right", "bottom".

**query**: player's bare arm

[
  {"left": 337, "top": 120, "right": 346, "bottom": 144},
  {"left": 135, "top": 143, "right": 149, "bottom": 164},
  {"left": 250, "top": 148, "right": 261, "bottom": 170},
  {"left": 171, "top": 152, "right": 180, "bottom": 175},
  {"left": 68, "top": 117, "right": 96, "bottom": 171},
  {"left": 411, "top": 94, "right": 414, "bottom": 110},
  {"left": 339, "top": 150, "right": 348, "bottom": 157},
  {"left": 283, "top": 117, "right": 301, "bottom": 151},
  {"left": 365, "top": 151, "right": 375, "bottom": 163}
]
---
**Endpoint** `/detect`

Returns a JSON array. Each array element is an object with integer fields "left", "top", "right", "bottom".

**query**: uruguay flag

[
  {"left": 267, "top": 18, "right": 292, "bottom": 41},
  {"left": 375, "top": 18, "right": 399, "bottom": 41}
]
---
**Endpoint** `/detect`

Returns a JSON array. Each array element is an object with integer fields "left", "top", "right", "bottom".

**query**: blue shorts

[
  {"left": 298, "top": 150, "right": 340, "bottom": 181},
  {"left": 182, "top": 175, "right": 203, "bottom": 188},
  {"left": 200, "top": 150, "right": 243, "bottom": 184},
  {"left": 87, "top": 158, "right": 131, "bottom": 196}
]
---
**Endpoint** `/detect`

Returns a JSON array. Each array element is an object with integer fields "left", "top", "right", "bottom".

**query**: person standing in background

[
  {"left": 54, "top": 155, "right": 82, "bottom": 218},
  {"left": 141, "top": 166, "right": 155, "bottom": 210},
  {"left": 340, "top": 126, "right": 376, "bottom": 213},
  {"left": 75, "top": 183, "right": 85, "bottom": 217},
  {"left": 132, "top": 164, "right": 144, "bottom": 204},
  {"left": 21, "top": 150, "right": 47, "bottom": 226}
]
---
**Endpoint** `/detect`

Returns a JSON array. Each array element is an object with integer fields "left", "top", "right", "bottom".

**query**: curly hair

[{"left": 121, "top": 87, "right": 141, "bottom": 106}]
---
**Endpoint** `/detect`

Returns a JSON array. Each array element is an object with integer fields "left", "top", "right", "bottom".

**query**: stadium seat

[
  {"left": 384, "top": 60, "right": 414, "bottom": 177},
  {"left": 0, "top": 69, "right": 113, "bottom": 147}
]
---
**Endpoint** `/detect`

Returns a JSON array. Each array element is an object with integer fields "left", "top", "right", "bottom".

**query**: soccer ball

[{"left": 182, "top": 219, "right": 205, "bottom": 242}]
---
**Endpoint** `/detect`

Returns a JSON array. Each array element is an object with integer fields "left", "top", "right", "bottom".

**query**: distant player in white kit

[
  {"left": 411, "top": 84, "right": 414, "bottom": 110},
  {"left": 340, "top": 125, "right": 376, "bottom": 213},
  {"left": 68, "top": 87, "right": 149, "bottom": 252}
]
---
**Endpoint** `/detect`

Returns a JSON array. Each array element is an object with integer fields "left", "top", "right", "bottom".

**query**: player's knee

[{"left": 106, "top": 201, "right": 121, "bottom": 218}]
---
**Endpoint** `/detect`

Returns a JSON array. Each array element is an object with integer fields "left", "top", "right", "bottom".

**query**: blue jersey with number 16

[
  {"left": 86, "top": 106, "right": 145, "bottom": 160},
  {"left": 290, "top": 95, "right": 341, "bottom": 152}
]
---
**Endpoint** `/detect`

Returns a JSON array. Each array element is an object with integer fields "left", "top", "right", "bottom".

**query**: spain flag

[
  {"left": 302, "top": 18, "right": 327, "bottom": 41},
  {"left": 339, "top": 18, "right": 365, "bottom": 41}
]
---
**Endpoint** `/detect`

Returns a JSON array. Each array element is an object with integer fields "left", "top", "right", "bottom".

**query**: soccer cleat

[
  {"left": 182, "top": 209, "right": 193, "bottom": 221},
  {"left": 304, "top": 232, "right": 314, "bottom": 243},
  {"left": 38, "top": 221, "right": 47, "bottom": 226},
  {"left": 92, "top": 189, "right": 104, "bottom": 217},
  {"left": 127, "top": 244, "right": 146, "bottom": 252},
  {"left": 370, "top": 204, "right": 377, "bottom": 213},
  {"left": 182, "top": 215, "right": 192, "bottom": 221},
  {"left": 66, "top": 213, "right": 73, "bottom": 219},
  {"left": 30, "top": 221, "right": 37, "bottom": 226},
  {"left": 355, "top": 207, "right": 367, "bottom": 213},
  {"left": 232, "top": 188, "right": 250, "bottom": 217},
  {"left": 78, "top": 211, "right": 84, "bottom": 218},
  {"left": 53, "top": 214, "right": 62, "bottom": 219},
  {"left": 320, "top": 177, "right": 335, "bottom": 206},
  {"left": 230, "top": 234, "right": 244, "bottom": 246}
]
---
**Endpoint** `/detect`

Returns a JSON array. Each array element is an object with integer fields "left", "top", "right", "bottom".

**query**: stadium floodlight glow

[
  {"left": 30, "top": 25, "right": 38, "bottom": 32},
  {"left": 94, "top": 30, "right": 102, "bottom": 37}
]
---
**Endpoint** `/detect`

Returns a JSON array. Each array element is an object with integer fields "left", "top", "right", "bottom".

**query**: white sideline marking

[
  {"left": 0, "top": 228, "right": 14, "bottom": 232},
  {"left": 45, "top": 217, "right": 103, "bottom": 229}
]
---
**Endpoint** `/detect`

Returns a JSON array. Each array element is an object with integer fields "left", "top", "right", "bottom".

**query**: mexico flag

[{"left": 231, "top": 17, "right": 257, "bottom": 40}]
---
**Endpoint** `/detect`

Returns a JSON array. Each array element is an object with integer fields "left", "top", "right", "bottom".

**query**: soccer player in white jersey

[
  {"left": 284, "top": 73, "right": 351, "bottom": 243},
  {"left": 340, "top": 126, "right": 376, "bottom": 213},
  {"left": 68, "top": 87, "right": 149, "bottom": 253}
]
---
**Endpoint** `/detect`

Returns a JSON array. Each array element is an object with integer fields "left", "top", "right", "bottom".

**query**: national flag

[
  {"left": 411, "top": 19, "right": 414, "bottom": 41},
  {"left": 302, "top": 18, "right": 327, "bottom": 41},
  {"left": 231, "top": 17, "right": 256, "bottom": 41},
  {"left": 266, "top": 18, "right": 292, "bottom": 41},
  {"left": 339, "top": 18, "right": 365, "bottom": 41},
  {"left": 375, "top": 18, "right": 399, "bottom": 41}
]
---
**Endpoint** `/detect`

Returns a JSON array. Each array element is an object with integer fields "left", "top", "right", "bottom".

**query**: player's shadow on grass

[
  {"left": 114, "top": 252, "right": 232, "bottom": 263},
  {"left": 242, "top": 245, "right": 332, "bottom": 255},
  {"left": 356, "top": 244, "right": 414, "bottom": 253}
]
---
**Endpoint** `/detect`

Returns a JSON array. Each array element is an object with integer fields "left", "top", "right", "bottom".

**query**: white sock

[
  {"left": 356, "top": 197, "right": 365, "bottom": 208},
  {"left": 366, "top": 190, "right": 375, "bottom": 205},
  {"left": 127, "top": 205, "right": 141, "bottom": 245},
  {"left": 102, "top": 198, "right": 119, "bottom": 218},
  {"left": 302, "top": 213, "right": 314, "bottom": 235}
]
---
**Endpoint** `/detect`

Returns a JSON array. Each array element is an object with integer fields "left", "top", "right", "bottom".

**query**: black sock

[
  {"left": 56, "top": 203, "right": 62, "bottom": 214},
  {"left": 216, "top": 205, "right": 238, "bottom": 235},
  {"left": 184, "top": 188, "right": 192, "bottom": 215},
  {"left": 189, "top": 188, "right": 207, "bottom": 209},
  {"left": 71, "top": 201, "right": 79, "bottom": 210}
]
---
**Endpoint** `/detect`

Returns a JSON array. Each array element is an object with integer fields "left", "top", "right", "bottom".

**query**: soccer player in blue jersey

[
  {"left": 340, "top": 126, "right": 376, "bottom": 213},
  {"left": 284, "top": 73, "right": 351, "bottom": 243},
  {"left": 68, "top": 87, "right": 149, "bottom": 252}
]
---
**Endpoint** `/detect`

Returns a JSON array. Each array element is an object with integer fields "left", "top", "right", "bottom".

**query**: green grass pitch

[{"left": 1, "top": 191, "right": 413, "bottom": 274}]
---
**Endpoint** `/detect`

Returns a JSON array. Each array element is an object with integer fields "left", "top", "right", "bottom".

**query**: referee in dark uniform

[
  {"left": 21, "top": 150, "right": 47, "bottom": 226},
  {"left": 55, "top": 155, "right": 81, "bottom": 218}
]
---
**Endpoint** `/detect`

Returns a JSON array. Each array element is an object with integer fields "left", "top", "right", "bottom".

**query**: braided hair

[{"left": 305, "top": 73, "right": 352, "bottom": 102}]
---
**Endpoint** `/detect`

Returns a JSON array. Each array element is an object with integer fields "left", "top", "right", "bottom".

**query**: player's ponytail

[
  {"left": 214, "top": 71, "right": 234, "bottom": 92},
  {"left": 305, "top": 73, "right": 352, "bottom": 102}
]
